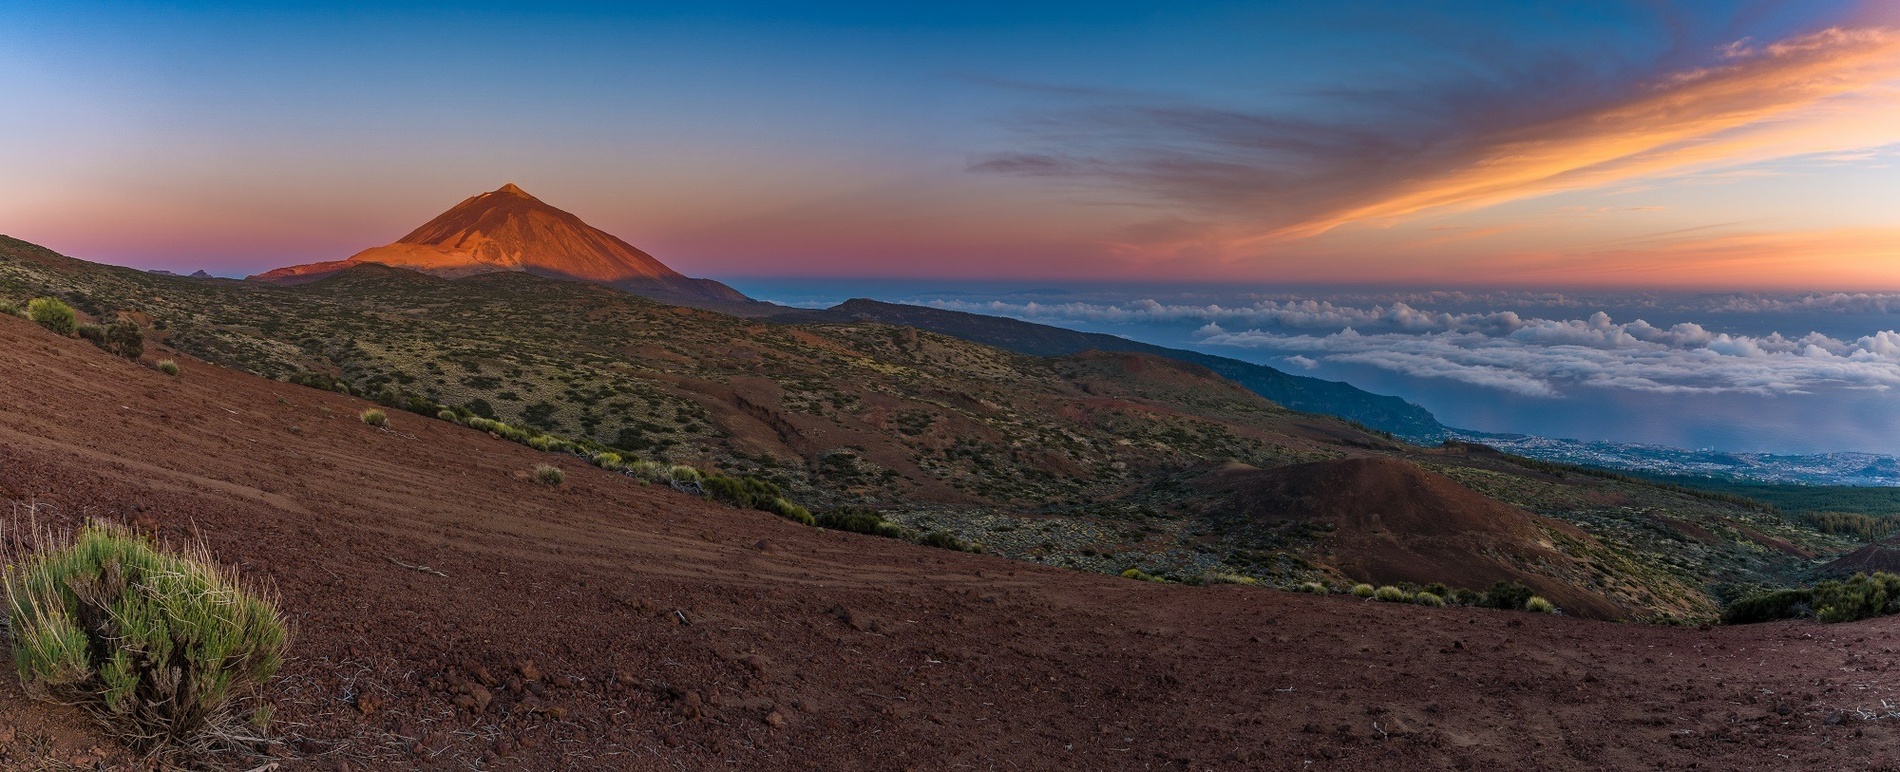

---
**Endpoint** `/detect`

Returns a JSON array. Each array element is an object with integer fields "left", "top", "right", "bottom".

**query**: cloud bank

[{"left": 921, "top": 296, "right": 1900, "bottom": 399}]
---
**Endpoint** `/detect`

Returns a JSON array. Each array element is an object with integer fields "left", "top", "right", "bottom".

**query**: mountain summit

[{"left": 251, "top": 184, "right": 750, "bottom": 307}]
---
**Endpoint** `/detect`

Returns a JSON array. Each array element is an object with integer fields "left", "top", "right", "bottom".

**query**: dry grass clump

[
  {"left": 533, "top": 463, "right": 565, "bottom": 486},
  {"left": 1526, "top": 596, "right": 1557, "bottom": 614},
  {"left": 156, "top": 359, "right": 181, "bottom": 376},
  {"left": 359, "top": 408, "right": 387, "bottom": 427},
  {"left": 3, "top": 523, "right": 286, "bottom": 751},
  {"left": 26, "top": 297, "right": 75, "bottom": 335},
  {"left": 1350, "top": 583, "right": 1376, "bottom": 598}
]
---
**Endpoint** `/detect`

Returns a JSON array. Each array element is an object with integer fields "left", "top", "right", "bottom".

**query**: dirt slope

[
  {"left": 4, "top": 315, "right": 1900, "bottom": 770},
  {"left": 1200, "top": 458, "right": 1627, "bottom": 619}
]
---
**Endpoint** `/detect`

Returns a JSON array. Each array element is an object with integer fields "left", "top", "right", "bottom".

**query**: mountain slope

[
  {"left": 0, "top": 235, "right": 1852, "bottom": 620},
  {"left": 809, "top": 297, "right": 1449, "bottom": 442},
  {"left": 251, "top": 183, "right": 758, "bottom": 309},
  {"left": 5, "top": 296, "right": 1900, "bottom": 769}
]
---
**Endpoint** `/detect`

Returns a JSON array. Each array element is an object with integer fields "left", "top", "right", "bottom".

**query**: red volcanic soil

[
  {"left": 1821, "top": 543, "right": 1900, "bottom": 576},
  {"left": 6, "top": 315, "right": 1900, "bottom": 770},
  {"left": 1201, "top": 457, "right": 1628, "bottom": 619}
]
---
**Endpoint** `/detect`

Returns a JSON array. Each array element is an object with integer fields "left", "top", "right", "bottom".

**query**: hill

[
  {"left": 806, "top": 297, "right": 1449, "bottom": 442},
  {"left": 251, "top": 183, "right": 761, "bottom": 311},
  {"left": 5, "top": 289, "right": 1900, "bottom": 768},
  {"left": 0, "top": 235, "right": 1859, "bottom": 622}
]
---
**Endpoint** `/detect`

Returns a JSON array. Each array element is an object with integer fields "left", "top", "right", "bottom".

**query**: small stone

[
  {"left": 355, "top": 693, "right": 381, "bottom": 716},
  {"left": 765, "top": 710, "right": 788, "bottom": 728},
  {"left": 519, "top": 660, "right": 542, "bottom": 683}
]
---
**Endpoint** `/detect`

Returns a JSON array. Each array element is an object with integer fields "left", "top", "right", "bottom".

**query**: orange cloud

[{"left": 1254, "top": 26, "right": 1900, "bottom": 242}]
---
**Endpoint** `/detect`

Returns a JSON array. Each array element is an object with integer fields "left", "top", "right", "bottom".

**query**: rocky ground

[{"left": 5, "top": 314, "right": 1900, "bottom": 770}]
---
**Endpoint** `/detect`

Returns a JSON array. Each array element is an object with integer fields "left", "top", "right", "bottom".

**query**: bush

[
  {"left": 155, "top": 359, "right": 180, "bottom": 376},
  {"left": 26, "top": 297, "right": 75, "bottom": 335},
  {"left": 0, "top": 298, "right": 19, "bottom": 316},
  {"left": 1298, "top": 582, "right": 1330, "bottom": 594},
  {"left": 359, "top": 409, "right": 387, "bottom": 427},
  {"left": 76, "top": 323, "right": 105, "bottom": 344},
  {"left": 1198, "top": 571, "right": 1259, "bottom": 586},
  {"left": 1350, "top": 583, "right": 1376, "bottom": 598},
  {"left": 1482, "top": 580, "right": 1534, "bottom": 611},
  {"left": 816, "top": 507, "right": 908, "bottom": 538},
  {"left": 104, "top": 321, "right": 143, "bottom": 360},
  {"left": 666, "top": 465, "right": 703, "bottom": 484},
  {"left": 1812, "top": 572, "right": 1900, "bottom": 623},
  {"left": 763, "top": 497, "right": 814, "bottom": 525},
  {"left": 1721, "top": 588, "right": 1813, "bottom": 625},
  {"left": 533, "top": 464, "right": 565, "bottom": 486},
  {"left": 1373, "top": 585, "right": 1410, "bottom": 603},
  {"left": 1413, "top": 591, "right": 1446, "bottom": 608},
  {"left": 1526, "top": 596, "right": 1557, "bottom": 614},
  {"left": 703, "top": 475, "right": 779, "bottom": 509},
  {"left": 625, "top": 460, "right": 667, "bottom": 482},
  {"left": 1120, "top": 567, "right": 1159, "bottom": 582},
  {"left": 436, "top": 409, "right": 459, "bottom": 422},
  {"left": 592, "top": 452, "right": 623, "bottom": 469},
  {"left": 3, "top": 524, "right": 286, "bottom": 747}
]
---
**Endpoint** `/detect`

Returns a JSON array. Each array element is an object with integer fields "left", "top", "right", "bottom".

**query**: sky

[{"left": 3, "top": 0, "right": 1899, "bottom": 288}]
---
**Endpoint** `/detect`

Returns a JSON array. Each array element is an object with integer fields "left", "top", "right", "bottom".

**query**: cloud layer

[{"left": 923, "top": 295, "right": 1900, "bottom": 399}]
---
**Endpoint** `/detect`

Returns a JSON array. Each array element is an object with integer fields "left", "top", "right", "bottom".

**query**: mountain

[
  {"left": 802, "top": 297, "right": 1450, "bottom": 443},
  {"left": 250, "top": 183, "right": 760, "bottom": 311},
  {"left": 2, "top": 233, "right": 1850, "bottom": 623}
]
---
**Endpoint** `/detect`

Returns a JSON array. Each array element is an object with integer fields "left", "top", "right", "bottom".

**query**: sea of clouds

[{"left": 920, "top": 295, "right": 1900, "bottom": 401}]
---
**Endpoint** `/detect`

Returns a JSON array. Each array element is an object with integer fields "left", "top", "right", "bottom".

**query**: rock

[
  {"left": 765, "top": 710, "right": 788, "bottom": 728},
  {"left": 754, "top": 539, "right": 773, "bottom": 552},
  {"left": 355, "top": 693, "right": 381, "bottom": 716},
  {"left": 680, "top": 690, "right": 703, "bottom": 719},
  {"left": 518, "top": 660, "right": 542, "bottom": 683},
  {"left": 470, "top": 683, "right": 494, "bottom": 712}
]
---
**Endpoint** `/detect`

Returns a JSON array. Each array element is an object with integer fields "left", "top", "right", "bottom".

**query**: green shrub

[
  {"left": 625, "top": 460, "right": 667, "bottom": 482},
  {"left": 593, "top": 452, "right": 623, "bottom": 469},
  {"left": 1298, "top": 582, "right": 1330, "bottom": 594},
  {"left": 815, "top": 507, "right": 907, "bottom": 538},
  {"left": 465, "top": 416, "right": 498, "bottom": 433},
  {"left": 1721, "top": 588, "right": 1813, "bottom": 625},
  {"left": 76, "top": 323, "right": 105, "bottom": 344},
  {"left": 666, "top": 465, "right": 703, "bottom": 484},
  {"left": 1373, "top": 585, "right": 1410, "bottom": 603},
  {"left": 26, "top": 297, "right": 75, "bottom": 335},
  {"left": 1812, "top": 572, "right": 1900, "bottom": 623},
  {"left": 155, "top": 359, "right": 180, "bottom": 376},
  {"left": 1413, "top": 591, "right": 1446, "bottom": 608},
  {"left": 763, "top": 497, "right": 814, "bottom": 525},
  {"left": 533, "top": 464, "right": 565, "bottom": 486},
  {"left": 104, "top": 321, "right": 143, "bottom": 360},
  {"left": 1120, "top": 567, "right": 1159, "bottom": 582},
  {"left": 0, "top": 298, "right": 19, "bottom": 316},
  {"left": 703, "top": 475, "right": 779, "bottom": 509},
  {"left": 1525, "top": 596, "right": 1557, "bottom": 614},
  {"left": 1350, "top": 583, "right": 1376, "bottom": 598},
  {"left": 1199, "top": 571, "right": 1259, "bottom": 586},
  {"left": 1482, "top": 580, "right": 1534, "bottom": 610},
  {"left": 3, "top": 524, "right": 286, "bottom": 747},
  {"left": 436, "top": 409, "right": 459, "bottom": 422},
  {"left": 359, "top": 409, "right": 387, "bottom": 427},
  {"left": 917, "top": 531, "right": 978, "bottom": 553}
]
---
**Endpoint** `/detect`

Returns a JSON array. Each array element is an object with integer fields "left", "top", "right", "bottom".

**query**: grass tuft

[
  {"left": 156, "top": 359, "right": 180, "bottom": 376},
  {"left": 1526, "top": 596, "right": 1558, "bottom": 614},
  {"left": 1350, "top": 583, "right": 1376, "bottom": 598},
  {"left": 359, "top": 409, "right": 387, "bottom": 427},
  {"left": 1373, "top": 585, "right": 1410, "bottom": 603},
  {"left": 533, "top": 464, "right": 565, "bottom": 486},
  {"left": 3, "top": 523, "right": 286, "bottom": 750}
]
